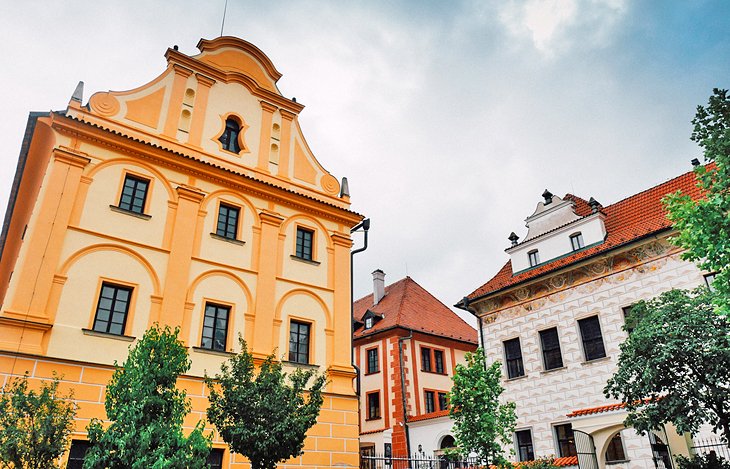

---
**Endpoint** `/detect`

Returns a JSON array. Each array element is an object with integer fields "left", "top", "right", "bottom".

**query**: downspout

[
  {"left": 398, "top": 330, "right": 413, "bottom": 458},
  {"left": 350, "top": 218, "right": 370, "bottom": 396}
]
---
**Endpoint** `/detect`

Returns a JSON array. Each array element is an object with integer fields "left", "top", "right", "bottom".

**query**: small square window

[
  {"left": 622, "top": 305, "right": 637, "bottom": 334},
  {"left": 93, "top": 283, "right": 133, "bottom": 336},
  {"left": 434, "top": 350, "right": 445, "bottom": 374},
  {"left": 503, "top": 338, "right": 525, "bottom": 379},
  {"left": 118, "top": 174, "right": 149, "bottom": 214},
  {"left": 216, "top": 203, "right": 239, "bottom": 240},
  {"left": 539, "top": 328, "right": 563, "bottom": 370},
  {"left": 365, "top": 317, "right": 373, "bottom": 329},
  {"left": 289, "top": 320, "right": 311, "bottom": 364},
  {"left": 421, "top": 347, "right": 432, "bottom": 372},
  {"left": 425, "top": 390, "right": 435, "bottom": 413},
  {"left": 207, "top": 448, "right": 224, "bottom": 469},
  {"left": 515, "top": 430, "right": 535, "bottom": 462},
  {"left": 367, "top": 392, "right": 381, "bottom": 420},
  {"left": 201, "top": 303, "right": 230, "bottom": 352},
  {"left": 367, "top": 348, "right": 379, "bottom": 374},
  {"left": 704, "top": 273, "right": 717, "bottom": 292},
  {"left": 555, "top": 424, "right": 577, "bottom": 457},
  {"left": 295, "top": 227, "right": 314, "bottom": 261},
  {"left": 67, "top": 440, "right": 91, "bottom": 469},
  {"left": 570, "top": 232, "right": 584, "bottom": 251},
  {"left": 528, "top": 250, "right": 540, "bottom": 267},
  {"left": 578, "top": 316, "right": 606, "bottom": 361},
  {"left": 438, "top": 392, "right": 448, "bottom": 411}
]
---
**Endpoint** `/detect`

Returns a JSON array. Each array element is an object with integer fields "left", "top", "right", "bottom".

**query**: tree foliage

[
  {"left": 84, "top": 325, "right": 211, "bottom": 469},
  {"left": 0, "top": 374, "right": 76, "bottom": 469},
  {"left": 448, "top": 348, "right": 517, "bottom": 465},
  {"left": 676, "top": 452, "right": 730, "bottom": 469},
  {"left": 665, "top": 88, "right": 730, "bottom": 312},
  {"left": 604, "top": 288, "right": 730, "bottom": 446},
  {"left": 206, "top": 337, "right": 326, "bottom": 469}
]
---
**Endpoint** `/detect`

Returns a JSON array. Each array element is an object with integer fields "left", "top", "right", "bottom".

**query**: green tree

[
  {"left": 205, "top": 337, "right": 326, "bottom": 469},
  {"left": 0, "top": 374, "right": 76, "bottom": 469},
  {"left": 664, "top": 88, "right": 730, "bottom": 313},
  {"left": 604, "top": 288, "right": 730, "bottom": 446},
  {"left": 84, "top": 325, "right": 211, "bottom": 469},
  {"left": 448, "top": 348, "right": 517, "bottom": 466}
]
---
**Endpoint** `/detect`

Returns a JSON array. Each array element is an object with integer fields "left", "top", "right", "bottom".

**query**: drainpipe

[
  {"left": 458, "top": 296, "right": 486, "bottom": 370},
  {"left": 350, "top": 218, "right": 370, "bottom": 396},
  {"left": 398, "top": 330, "right": 413, "bottom": 458}
]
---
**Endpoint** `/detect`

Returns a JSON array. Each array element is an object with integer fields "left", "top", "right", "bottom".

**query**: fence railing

[
  {"left": 360, "top": 452, "right": 481, "bottom": 469},
  {"left": 690, "top": 437, "right": 730, "bottom": 460}
]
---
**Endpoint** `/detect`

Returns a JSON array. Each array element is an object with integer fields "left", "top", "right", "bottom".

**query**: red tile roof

[
  {"left": 567, "top": 402, "right": 627, "bottom": 417},
  {"left": 408, "top": 409, "right": 450, "bottom": 422},
  {"left": 515, "top": 456, "right": 578, "bottom": 468},
  {"left": 354, "top": 277, "right": 477, "bottom": 344},
  {"left": 467, "top": 169, "right": 703, "bottom": 300}
]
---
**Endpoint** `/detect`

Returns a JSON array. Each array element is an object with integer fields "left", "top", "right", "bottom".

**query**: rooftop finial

[
  {"left": 508, "top": 232, "right": 519, "bottom": 246},
  {"left": 71, "top": 81, "right": 84, "bottom": 103},
  {"left": 542, "top": 189, "right": 554, "bottom": 205},
  {"left": 339, "top": 177, "right": 350, "bottom": 198},
  {"left": 691, "top": 158, "right": 700, "bottom": 167},
  {"left": 588, "top": 197, "right": 601, "bottom": 213}
]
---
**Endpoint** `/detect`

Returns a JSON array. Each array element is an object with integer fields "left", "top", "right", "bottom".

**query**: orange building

[
  {"left": 0, "top": 36, "right": 362, "bottom": 468},
  {"left": 353, "top": 271, "right": 477, "bottom": 460}
]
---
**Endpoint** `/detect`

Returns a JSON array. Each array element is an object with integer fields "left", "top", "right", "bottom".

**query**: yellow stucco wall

[{"left": 0, "top": 36, "right": 361, "bottom": 469}]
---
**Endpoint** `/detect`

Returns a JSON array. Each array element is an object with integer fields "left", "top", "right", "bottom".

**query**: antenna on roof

[{"left": 220, "top": 0, "right": 228, "bottom": 37}]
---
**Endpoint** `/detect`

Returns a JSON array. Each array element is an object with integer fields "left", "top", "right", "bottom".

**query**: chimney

[{"left": 372, "top": 269, "right": 386, "bottom": 305}]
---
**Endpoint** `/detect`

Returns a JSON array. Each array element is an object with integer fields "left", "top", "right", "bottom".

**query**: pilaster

[{"left": 251, "top": 210, "right": 284, "bottom": 358}]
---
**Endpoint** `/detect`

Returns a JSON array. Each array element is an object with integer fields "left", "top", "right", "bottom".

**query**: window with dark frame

[
  {"left": 421, "top": 347, "right": 432, "bottom": 372},
  {"left": 201, "top": 303, "right": 229, "bottom": 352},
  {"left": 705, "top": 273, "right": 717, "bottom": 292},
  {"left": 295, "top": 227, "right": 314, "bottom": 260},
  {"left": 92, "top": 283, "right": 132, "bottom": 336},
  {"left": 578, "top": 315, "right": 606, "bottom": 361},
  {"left": 570, "top": 232, "right": 585, "bottom": 251},
  {"left": 503, "top": 338, "right": 525, "bottom": 379},
  {"left": 118, "top": 174, "right": 149, "bottom": 214},
  {"left": 288, "top": 320, "right": 311, "bottom": 364},
  {"left": 528, "top": 250, "right": 540, "bottom": 267},
  {"left": 216, "top": 203, "right": 239, "bottom": 240},
  {"left": 207, "top": 448, "right": 224, "bottom": 469},
  {"left": 67, "top": 440, "right": 91, "bottom": 469},
  {"left": 219, "top": 118, "right": 242, "bottom": 153},
  {"left": 438, "top": 392, "right": 448, "bottom": 411},
  {"left": 365, "top": 317, "right": 373, "bottom": 329},
  {"left": 555, "top": 423, "right": 577, "bottom": 457},
  {"left": 367, "top": 348, "right": 379, "bottom": 374},
  {"left": 605, "top": 432, "right": 627, "bottom": 462},
  {"left": 367, "top": 392, "right": 381, "bottom": 419},
  {"left": 539, "top": 327, "right": 563, "bottom": 370},
  {"left": 434, "top": 350, "right": 445, "bottom": 374},
  {"left": 622, "top": 305, "right": 637, "bottom": 334},
  {"left": 425, "top": 390, "right": 435, "bottom": 413},
  {"left": 515, "top": 430, "right": 535, "bottom": 462}
]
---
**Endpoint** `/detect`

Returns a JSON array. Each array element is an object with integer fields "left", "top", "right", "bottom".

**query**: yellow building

[{"left": 0, "top": 36, "right": 362, "bottom": 468}]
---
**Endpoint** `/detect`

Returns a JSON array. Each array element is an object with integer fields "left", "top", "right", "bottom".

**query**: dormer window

[
  {"left": 570, "top": 232, "right": 584, "bottom": 251},
  {"left": 219, "top": 117, "right": 242, "bottom": 153},
  {"left": 365, "top": 317, "right": 373, "bottom": 329},
  {"left": 528, "top": 250, "right": 540, "bottom": 267}
]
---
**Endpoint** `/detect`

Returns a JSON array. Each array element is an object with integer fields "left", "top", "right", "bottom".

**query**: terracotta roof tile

[
  {"left": 354, "top": 277, "right": 477, "bottom": 344},
  {"left": 566, "top": 402, "right": 627, "bottom": 417},
  {"left": 553, "top": 456, "right": 579, "bottom": 467},
  {"left": 467, "top": 169, "right": 704, "bottom": 300},
  {"left": 408, "top": 409, "right": 450, "bottom": 422}
]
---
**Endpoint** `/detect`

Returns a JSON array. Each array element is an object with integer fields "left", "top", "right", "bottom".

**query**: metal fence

[
  {"left": 690, "top": 437, "right": 730, "bottom": 460},
  {"left": 360, "top": 453, "right": 481, "bottom": 469}
]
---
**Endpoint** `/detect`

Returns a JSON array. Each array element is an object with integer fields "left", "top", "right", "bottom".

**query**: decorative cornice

[
  {"left": 194, "top": 73, "right": 216, "bottom": 87},
  {"left": 258, "top": 210, "right": 285, "bottom": 227},
  {"left": 330, "top": 232, "right": 353, "bottom": 248},
  {"left": 259, "top": 100, "right": 278, "bottom": 113},
  {"left": 175, "top": 185, "right": 206, "bottom": 203},
  {"left": 52, "top": 147, "right": 91, "bottom": 168}
]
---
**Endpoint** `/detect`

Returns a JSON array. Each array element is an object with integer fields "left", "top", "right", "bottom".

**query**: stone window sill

[
  {"left": 504, "top": 374, "right": 528, "bottom": 382},
  {"left": 82, "top": 328, "right": 135, "bottom": 342},
  {"left": 540, "top": 366, "right": 567, "bottom": 375},
  {"left": 581, "top": 356, "right": 611, "bottom": 366},
  {"left": 282, "top": 360, "right": 320, "bottom": 370},
  {"left": 606, "top": 460, "right": 630, "bottom": 465},
  {"left": 290, "top": 255, "right": 321, "bottom": 266},
  {"left": 192, "top": 346, "right": 236, "bottom": 357},
  {"left": 109, "top": 205, "right": 151, "bottom": 220},
  {"left": 209, "top": 233, "right": 245, "bottom": 245}
]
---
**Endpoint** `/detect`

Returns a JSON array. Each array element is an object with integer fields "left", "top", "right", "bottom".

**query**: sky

[{"left": 1, "top": 1, "right": 729, "bottom": 326}]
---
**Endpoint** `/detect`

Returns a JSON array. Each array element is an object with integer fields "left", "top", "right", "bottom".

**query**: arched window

[
  {"left": 219, "top": 117, "right": 242, "bottom": 153},
  {"left": 440, "top": 435, "right": 455, "bottom": 449},
  {"left": 605, "top": 431, "right": 627, "bottom": 462}
]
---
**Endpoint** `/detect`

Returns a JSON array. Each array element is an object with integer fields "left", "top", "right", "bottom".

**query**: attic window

[
  {"left": 365, "top": 317, "right": 373, "bottom": 329},
  {"left": 570, "top": 232, "right": 584, "bottom": 251},
  {"left": 528, "top": 250, "right": 540, "bottom": 267},
  {"left": 219, "top": 117, "right": 242, "bottom": 153}
]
